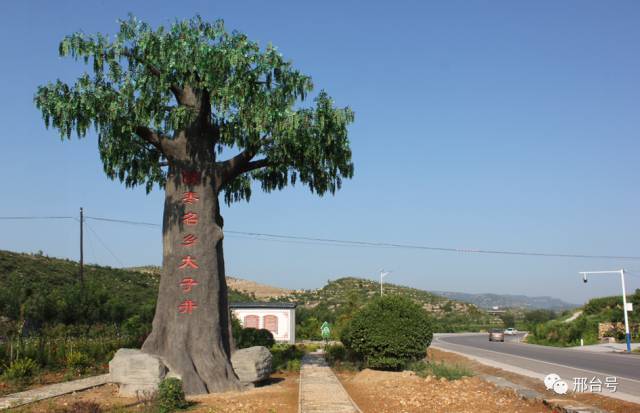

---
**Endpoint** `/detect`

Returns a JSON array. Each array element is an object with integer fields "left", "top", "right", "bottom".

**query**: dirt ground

[
  {"left": 13, "top": 372, "right": 298, "bottom": 413},
  {"left": 429, "top": 348, "right": 640, "bottom": 413},
  {"left": 336, "top": 368, "right": 546, "bottom": 413}
]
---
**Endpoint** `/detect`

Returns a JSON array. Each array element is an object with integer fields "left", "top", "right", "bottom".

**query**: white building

[{"left": 230, "top": 302, "right": 296, "bottom": 344}]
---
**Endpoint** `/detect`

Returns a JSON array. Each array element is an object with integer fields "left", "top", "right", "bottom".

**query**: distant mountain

[{"left": 431, "top": 290, "right": 577, "bottom": 311}]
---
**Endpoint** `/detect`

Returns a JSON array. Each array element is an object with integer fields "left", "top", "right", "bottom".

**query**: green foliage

[
  {"left": 528, "top": 290, "right": 640, "bottom": 347},
  {"left": 499, "top": 312, "right": 516, "bottom": 328},
  {"left": 527, "top": 317, "right": 600, "bottom": 347},
  {"left": 65, "top": 350, "right": 93, "bottom": 372},
  {"left": 3, "top": 358, "right": 38, "bottom": 380},
  {"left": 0, "top": 250, "right": 256, "bottom": 335},
  {"left": 35, "top": 15, "right": 354, "bottom": 199},
  {"left": 523, "top": 309, "right": 557, "bottom": 326},
  {"left": 157, "top": 378, "right": 188, "bottom": 413},
  {"left": 341, "top": 295, "right": 433, "bottom": 370},
  {"left": 0, "top": 334, "right": 137, "bottom": 375},
  {"left": 323, "top": 343, "right": 362, "bottom": 370},
  {"left": 407, "top": 360, "right": 473, "bottom": 380},
  {"left": 324, "top": 343, "right": 346, "bottom": 365},
  {"left": 270, "top": 344, "right": 305, "bottom": 372},
  {"left": 0, "top": 250, "right": 157, "bottom": 328},
  {"left": 236, "top": 328, "right": 275, "bottom": 349}
]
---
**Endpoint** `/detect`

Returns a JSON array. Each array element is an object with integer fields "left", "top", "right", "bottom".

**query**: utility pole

[
  {"left": 380, "top": 269, "right": 391, "bottom": 296},
  {"left": 79, "top": 207, "right": 84, "bottom": 286},
  {"left": 579, "top": 269, "right": 632, "bottom": 352}
]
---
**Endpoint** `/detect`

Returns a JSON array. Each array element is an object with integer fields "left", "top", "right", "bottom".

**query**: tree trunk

[{"left": 142, "top": 167, "right": 241, "bottom": 394}]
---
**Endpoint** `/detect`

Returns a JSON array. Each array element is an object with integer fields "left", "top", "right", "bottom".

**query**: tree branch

[
  {"left": 134, "top": 126, "right": 167, "bottom": 152},
  {"left": 239, "top": 158, "right": 270, "bottom": 174}
]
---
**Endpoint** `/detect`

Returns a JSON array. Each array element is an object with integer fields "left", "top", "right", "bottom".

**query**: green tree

[
  {"left": 34, "top": 15, "right": 354, "bottom": 393},
  {"left": 499, "top": 311, "right": 515, "bottom": 328}
]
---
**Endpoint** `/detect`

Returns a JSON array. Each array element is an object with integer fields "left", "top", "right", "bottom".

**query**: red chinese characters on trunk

[{"left": 178, "top": 169, "right": 201, "bottom": 315}]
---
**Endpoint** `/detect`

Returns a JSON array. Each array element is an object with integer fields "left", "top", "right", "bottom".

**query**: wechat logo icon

[{"left": 544, "top": 373, "right": 569, "bottom": 395}]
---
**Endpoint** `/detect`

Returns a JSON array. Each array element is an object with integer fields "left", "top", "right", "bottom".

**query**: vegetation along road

[{"left": 433, "top": 333, "right": 640, "bottom": 404}]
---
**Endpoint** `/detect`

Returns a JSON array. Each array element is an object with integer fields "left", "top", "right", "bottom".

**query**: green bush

[
  {"left": 157, "top": 378, "right": 188, "bottom": 413},
  {"left": 270, "top": 344, "right": 305, "bottom": 372},
  {"left": 324, "top": 343, "right": 346, "bottom": 364},
  {"left": 66, "top": 350, "right": 93, "bottom": 371},
  {"left": 341, "top": 295, "right": 433, "bottom": 370},
  {"left": 237, "top": 328, "right": 275, "bottom": 349},
  {"left": 3, "top": 357, "right": 39, "bottom": 380}
]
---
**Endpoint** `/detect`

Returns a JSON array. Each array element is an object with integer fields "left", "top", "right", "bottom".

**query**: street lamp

[
  {"left": 380, "top": 269, "right": 391, "bottom": 296},
  {"left": 579, "top": 269, "right": 632, "bottom": 352}
]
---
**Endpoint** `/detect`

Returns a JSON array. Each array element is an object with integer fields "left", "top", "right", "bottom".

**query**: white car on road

[{"left": 504, "top": 328, "right": 518, "bottom": 335}]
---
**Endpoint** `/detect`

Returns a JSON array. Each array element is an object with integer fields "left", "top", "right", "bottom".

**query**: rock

[
  {"left": 109, "top": 349, "right": 168, "bottom": 397},
  {"left": 231, "top": 346, "right": 272, "bottom": 387}
]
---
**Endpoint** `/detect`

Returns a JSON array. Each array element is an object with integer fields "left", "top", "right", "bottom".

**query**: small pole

[
  {"left": 380, "top": 270, "right": 391, "bottom": 296},
  {"left": 620, "top": 269, "right": 631, "bottom": 352},
  {"left": 79, "top": 207, "right": 84, "bottom": 286}
]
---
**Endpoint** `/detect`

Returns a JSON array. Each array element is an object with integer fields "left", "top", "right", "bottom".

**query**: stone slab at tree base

[
  {"left": 230, "top": 346, "right": 273, "bottom": 388},
  {"left": 109, "top": 347, "right": 272, "bottom": 395},
  {"left": 109, "top": 349, "right": 169, "bottom": 397}
]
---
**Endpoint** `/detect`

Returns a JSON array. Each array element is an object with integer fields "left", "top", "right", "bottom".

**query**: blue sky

[{"left": 1, "top": 1, "right": 639, "bottom": 304}]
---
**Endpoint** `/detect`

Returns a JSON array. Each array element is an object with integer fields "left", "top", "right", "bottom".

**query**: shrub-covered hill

[
  {"left": 283, "top": 277, "right": 497, "bottom": 334},
  {"left": 0, "top": 249, "right": 254, "bottom": 332},
  {"left": 287, "top": 277, "right": 476, "bottom": 314},
  {"left": 527, "top": 290, "right": 640, "bottom": 346}
]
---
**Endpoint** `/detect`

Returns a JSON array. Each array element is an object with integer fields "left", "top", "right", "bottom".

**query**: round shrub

[
  {"left": 341, "top": 295, "right": 433, "bottom": 370},
  {"left": 157, "top": 377, "right": 188, "bottom": 412}
]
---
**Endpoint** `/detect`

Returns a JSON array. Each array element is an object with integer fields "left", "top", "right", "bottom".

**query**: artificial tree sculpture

[{"left": 35, "top": 15, "right": 354, "bottom": 394}]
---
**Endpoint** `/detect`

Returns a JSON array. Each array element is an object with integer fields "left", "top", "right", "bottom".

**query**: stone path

[
  {"left": 0, "top": 374, "right": 109, "bottom": 410},
  {"left": 298, "top": 351, "right": 360, "bottom": 413}
]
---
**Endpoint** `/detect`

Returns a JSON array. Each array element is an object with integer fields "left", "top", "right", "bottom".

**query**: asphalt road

[{"left": 432, "top": 333, "right": 640, "bottom": 403}]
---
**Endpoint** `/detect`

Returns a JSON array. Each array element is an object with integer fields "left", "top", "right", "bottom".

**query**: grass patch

[{"left": 407, "top": 360, "right": 473, "bottom": 380}]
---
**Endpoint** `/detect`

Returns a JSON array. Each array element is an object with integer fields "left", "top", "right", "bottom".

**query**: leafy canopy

[{"left": 35, "top": 15, "right": 354, "bottom": 202}]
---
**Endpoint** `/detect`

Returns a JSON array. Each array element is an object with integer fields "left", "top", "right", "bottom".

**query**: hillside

[
  {"left": 0, "top": 250, "right": 500, "bottom": 335},
  {"left": 432, "top": 290, "right": 577, "bottom": 310},
  {"left": 0, "top": 250, "right": 255, "bottom": 331},
  {"left": 527, "top": 291, "right": 640, "bottom": 346},
  {"left": 126, "top": 265, "right": 287, "bottom": 300},
  {"left": 282, "top": 277, "right": 497, "bottom": 332}
]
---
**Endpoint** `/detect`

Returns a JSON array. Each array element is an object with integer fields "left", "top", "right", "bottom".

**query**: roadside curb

[{"left": 480, "top": 374, "right": 608, "bottom": 413}]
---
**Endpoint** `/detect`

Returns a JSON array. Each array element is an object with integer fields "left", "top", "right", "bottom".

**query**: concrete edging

[{"left": 0, "top": 374, "right": 110, "bottom": 410}]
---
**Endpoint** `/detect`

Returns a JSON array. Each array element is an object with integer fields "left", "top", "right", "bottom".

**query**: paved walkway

[
  {"left": 299, "top": 351, "right": 360, "bottom": 413},
  {"left": 0, "top": 374, "right": 109, "bottom": 410}
]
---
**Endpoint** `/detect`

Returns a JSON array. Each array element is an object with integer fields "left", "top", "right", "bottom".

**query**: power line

[
  {"left": 85, "top": 216, "right": 159, "bottom": 227},
  {"left": 83, "top": 221, "right": 125, "bottom": 267},
  {"left": 0, "top": 216, "right": 74, "bottom": 220},
  {"left": 224, "top": 230, "right": 640, "bottom": 260},
  {"left": 2, "top": 214, "right": 640, "bottom": 261},
  {"left": 86, "top": 216, "right": 640, "bottom": 260}
]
